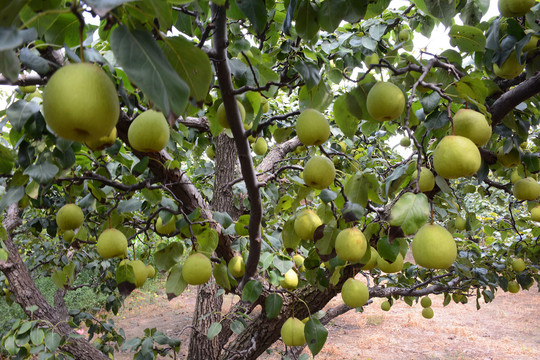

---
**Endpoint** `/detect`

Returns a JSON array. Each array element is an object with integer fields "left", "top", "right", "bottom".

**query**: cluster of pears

[
  {"left": 295, "top": 109, "right": 336, "bottom": 190},
  {"left": 56, "top": 203, "right": 85, "bottom": 242},
  {"left": 118, "top": 259, "right": 156, "bottom": 288},
  {"left": 420, "top": 296, "right": 434, "bottom": 319}
]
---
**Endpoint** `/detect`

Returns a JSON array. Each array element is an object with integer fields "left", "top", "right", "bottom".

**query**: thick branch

[
  {"left": 490, "top": 72, "right": 540, "bottom": 126},
  {"left": 211, "top": 3, "right": 262, "bottom": 289},
  {"left": 178, "top": 116, "right": 210, "bottom": 132}
]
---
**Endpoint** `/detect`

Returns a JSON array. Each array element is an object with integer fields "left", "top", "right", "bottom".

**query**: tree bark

[{"left": 0, "top": 204, "right": 109, "bottom": 360}]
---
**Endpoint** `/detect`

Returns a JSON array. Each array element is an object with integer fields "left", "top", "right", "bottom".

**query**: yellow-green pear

[
  {"left": 531, "top": 205, "right": 540, "bottom": 221},
  {"left": 335, "top": 228, "right": 367, "bottom": 262},
  {"left": 366, "top": 82, "right": 405, "bottom": 122},
  {"left": 360, "top": 246, "right": 379, "bottom": 270},
  {"left": 293, "top": 254, "right": 305, "bottom": 272},
  {"left": 433, "top": 135, "right": 481, "bottom": 179},
  {"left": 228, "top": 255, "right": 245, "bottom": 278},
  {"left": 455, "top": 216, "right": 466, "bottom": 231},
  {"left": 497, "top": 147, "right": 520, "bottom": 167},
  {"left": 130, "top": 259, "right": 148, "bottom": 288},
  {"left": 513, "top": 177, "right": 540, "bottom": 200},
  {"left": 364, "top": 53, "right": 379, "bottom": 66},
  {"left": 377, "top": 253, "right": 404, "bottom": 273},
  {"left": 422, "top": 307, "right": 434, "bottom": 319},
  {"left": 63, "top": 230, "right": 75, "bottom": 242},
  {"left": 498, "top": 0, "right": 535, "bottom": 17},
  {"left": 412, "top": 167, "right": 435, "bottom": 192},
  {"left": 19, "top": 85, "right": 36, "bottom": 93},
  {"left": 261, "top": 97, "right": 270, "bottom": 113},
  {"left": 280, "top": 268, "right": 299, "bottom": 289},
  {"left": 252, "top": 137, "right": 268, "bottom": 155},
  {"left": 56, "top": 204, "right": 84, "bottom": 231},
  {"left": 493, "top": 52, "right": 525, "bottom": 79},
  {"left": 420, "top": 296, "right": 432, "bottom": 308},
  {"left": 281, "top": 317, "right": 305, "bottom": 346},
  {"left": 206, "top": 146, "right": 215, "bottom": 159},
  {"left": 128, "top": 110, "right": 170, "bottom": 152},
  {"left": 294, "top": 209, "right": 322, "bottom": 240},
  {"left": 182, "top": 253, "right": 212, "bottom": 285},
  {"left": 508, "top": 280, "right": 520, "bottom": 293},
  {"left": 523, "top": 30, "right": 540, "bottom": 56},
  {"left": 296, "top": 108, "right": 331, "bottom": 146},
  {"left": 303, "top": 156, "right": 336, "bottom": 190},
  {"left": 146, "top": 264, "right": 156, "bottom": 278},
  {"left": 381, "top": 300, "right": 391, "bottom": 311},
  {"left": 398, "top": 29, "right": 410, "bottom": 42},
  {"left": 453, "top": 109, "right": 492, "bottom": 147},
  {"left": 510, "top": 168, "right": 523, "bottom": 183},
  {"left": 97, "top": 228, "right": 128, "bottom": 259},
  {"left": 412, "top": 224, "right": 457, "bottom": 269},
  {"left": 156, "top": 216, "right": 176, "bottom": 235},
  {"left": 217, "top": 100, "right": 246, "bottom": 129},
  {"left": 86, "top": 127, "right": 117, "bottom": 150},
  {"left": 400, "top": 137, "right": 411, "bottom": 147},
  {"left": 512, "top": 258, "right": 526, "bottom": 272},
  {"left": 43, "top": 63, "right": 119, "bottom": 142},
  {"left": 341, "top": 278, "right": 369, "bottom": 308}
]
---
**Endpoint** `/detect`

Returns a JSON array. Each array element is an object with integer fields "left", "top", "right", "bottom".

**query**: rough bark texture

[
  {"left": 0, "top": 205, "right": 109, "bottom": 360},
  {"left": 211, "top": 133, "right": 240, "bottom": 218}
]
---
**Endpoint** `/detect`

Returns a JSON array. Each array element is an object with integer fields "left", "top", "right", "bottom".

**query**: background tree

[{"left": 0, "top": 0, "right": 539, "bottom": 359}]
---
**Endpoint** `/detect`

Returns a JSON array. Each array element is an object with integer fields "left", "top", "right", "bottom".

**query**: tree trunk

[{"left": 0, "top": 205, "right": 109, "bottom": 360}]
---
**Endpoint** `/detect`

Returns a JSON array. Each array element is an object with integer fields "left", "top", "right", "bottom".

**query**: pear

[
  {"left": 303, "top": 156, "right": 336, "bottom": 190},
  {"left": 206, "top": 146, "right": 215, "bottom": 159},
  {"left": 19, "top": 85, "right": 36, "bottom": 93},
  {"left": 493, "top": 51, "right": 525, "bottom": 79},
  {"left": 364, "top": 53, "right": 379, "bottom": 66},
  {"left": 341, "top": 278, "right": 369, "bottom": 308},
  {"left": 398, "top": 29, "right": 410, "bottom": 42},
  {"left": 42, "top": 63, "right": 119, "bottom": 142},
  {"left": 433, "top": 135, "right": 481, "bottom": 179},
  {"left": 359, "top": 246, "right": 379, "bottom": 270},
  {"left": 513, "top": 177, "right": 540, "bottom": 200},
  {"left": 512, "top": 258, "right": 526, "bottom": 272},
  {"left": 280, "top": 268, "right": 299, "bottom": 289},
  {"left": 377, "top": 253, "right": 404, "bottom": 273},
  {"left": 63, "top": 230, "right": 75, "bottom": 242},
  {"left": 498, "top": 0, "right": 535, "bottom": 17},
  {"left": 128, "top": 110, "right": 170, "bottom": 152},
  {"left": 293, "top": 254, "right": 305, "bottom": 272},
  {"left": 252, "top": 137, "right": 268, "bottom": 155},
  {"left": 420, "top": 296, "right": 432, "bottom": 308},
  {"left": 146, "top": 264, "right": 156, "bottom": 278},
  {"left": 422, "top": 307, "right": 434, "bottom": 319},
  {"left": 454, "top": 216, "right": 466, "bottom": 231},
  {"left": 400, "top": 137, "right": 411, "bottom": 147},
  {"left": 510, "top": 168, "right": 523, "bottom": 183},
  {"left": 97, "top": 228, "right": 128, "bottom": 259},
  {"left": 497, "top": 147, "right": 520, "bottom": 167},
  {"left": 217, "top": 100, "right": 246, "bottom": 129},
  {"left": 296, "top": 108, "right": 331, "bottom": 146},
  {"left": 507, "top": 280, "right": 520, "bottom": 293},
  {"left": 412, "top": 224, "right": 457, "bottom": 269},
  {"left": 366, "top": 82, "right": 405, "bottom": 122},
  {"left": 86, "top": 127, "right": 117, "bottom": 150},
  {"left": 281, "top": 317, "right": 305, "bottom": 346},
  {"left": 523, "top": 30, "right": 540, "bottom": 56},
  {"left": 130, "top": 259, "right": 148, "bottom": 288},
  {"left": 228, "top": 255, "right": 245, "bottom": 278},
  {"left": 453, "top": 109, "right": 492, "bottom": 147},
  {"left": 182, "top": 253, "right": 212, "bottom": 285},
  {"left": 412, "top": 167, "right": 435, "bottom": 192},
  {"left": 531, "top": 205, "right": 540, "bottom": 221},
  {"left": 56, "top": 204, "right": 84, "bottom": 231},
  {"left": 156, "top": 216, "right": 177, "bottom": 235},
  {"left": 335, "top": 228, "right": 367, "bottom": 262},
  {"left": 294, "top": 209, "right": 322, "bottom": 240},
  {"left": 381, "top": 300, "right": 391, "bottom": 311}
]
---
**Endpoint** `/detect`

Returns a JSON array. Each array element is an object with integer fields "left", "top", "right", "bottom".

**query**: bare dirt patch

[{"left": 113, "top": 283, "right": 539, "bottom": 360}]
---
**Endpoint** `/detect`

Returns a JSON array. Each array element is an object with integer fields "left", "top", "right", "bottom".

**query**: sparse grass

[{"left": 365, "top": 314, "right": 384, "bottom": 326}]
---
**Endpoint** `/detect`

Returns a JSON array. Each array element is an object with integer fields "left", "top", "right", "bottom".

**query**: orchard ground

[{"left": 113, "top": 277, "right": 540, "bottom": 360}]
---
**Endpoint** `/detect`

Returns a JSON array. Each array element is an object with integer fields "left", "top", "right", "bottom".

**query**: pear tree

[{"left": 0, "top": 1, "right": 539, "bottom": 360}]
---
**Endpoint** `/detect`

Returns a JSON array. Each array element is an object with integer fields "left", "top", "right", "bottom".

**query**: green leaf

[
  {"left": 18, "top": 321, "right": 34, "bottom": 335},
  {"left": 197, "top": 228, "right": 219, "bottom": 255},
  {"left": 0, "top": 50, "right": 19, "bottom": 82},
  {"left": 212, "top": 262, "right": 231, "bottom": 290},
  {"left": 425, "top": 0, "right": 456, "bottom": 26},
  {"left": 62, "top": 262, "right": 75, "bottom": 285},
  {"left": 166, "top": 263, "right": 187, "bottom": 300},
  {"left": 117, "top": 198, "right": 142, "bottom": 213},
  {"left": 0, "top": 186, "right": 25, "bottom": 214},
  {"left": 213, "top": 211, "right": 233, "bottom": 228},
  {"left": 449, "top": 25, "right": 486, "bottom": 53},
  {"left": 419, "top": 91, "right": 441, "bottom": 114},
  {"left": 344, "top": 174, "right": 368, "bottom": 208},
  {"left": 207, "top": 322, "right": 222, "bottom": 340},
  {"left": 304, "top": 318, "right": 328, "bottom": 356},
  {"left": 23, "top": 162, "right": 59, "bottom": 183},
  {"left": 315, "top": 220, "right": 338, "bottom": 255},
  {"left": 30, "top": 328, "right": 45, "bottom": 346},
  {"left": 44, "top": 13, "right": 79, "bottom": 47},
  {"left": 116, "top": 262, "right": 136, "bottom": 296},
  {"left": 110, "top": 25, "right": 189, "bottom": 116},
  {"left": 44, "top": 332, "right": 61, "bottom": 352},
  {"left": 299, "top": 81, "right": 332, "bottom": 111},
  {"left": 241, "top": 280, "right": 263, "bottom": 303},
  {"left": 4, "top": 335, "right": 16, "bottom": 355},
  {"left": 6, "top": 100, "right": 40, "bottom": 132},
  {"left": 424, "top": 110, "right": 450, "bottom": 131},
  {"left": 389, "top": 192, "right": 429, "bottom": 235},
  {"left": 294, "top": 61, "right": 320, "bottom": 90},
  {"left": 282, "top": 218, "right": 301, "bottom": 250},
  {"left": 0, "top": 249, "right": 8, "bottom": 261},
  {"left": 334, "top": 94, "right": 360, "bottom": 139},
  {"left": 230, "top": 319, "right": 245, "bottom": 335},
  {"left": 84, "top": 0, "right": 136, "bottom": 17},
  {"left": 264, "top": 293, "right": 283, "bottom": 319},
  {"left": 377, "top": 236, "right": 400, "bottom": 262},
  {"left": 455, "top": 76, "right": 489, "bottom": 107},
  {"left": 155, "top": 242, "right": 184, "bottom": 272},
  {"left": 296, "top": 0, "right": 319, "bottom": 41},
  {"left": 160, "top": 36, "right": 212, "bottom": 104},
  {"left": 319, "top": 0, "right": 348, "bottom": 33},
  {"left": 235, "top": 0, "right": 267, "bottom": 34}
]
